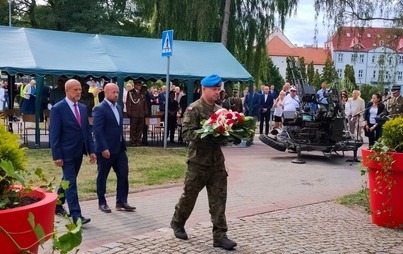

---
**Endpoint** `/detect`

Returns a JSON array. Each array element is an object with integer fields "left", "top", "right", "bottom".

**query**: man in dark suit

[
  {"left": 259, "top": 85, "right": 274, "bottom": 135},
  {"left": 244, "top": 85, "right": 261, "bottom": 120},
  {"left": 50, "top": 79, "right": 96, "bottom": 225},
  {"left": 158, "top": 85, "right": 167, "bottom": 114},
  {"left": 92, "top": 83, "right": 136, "bottom": 213}
]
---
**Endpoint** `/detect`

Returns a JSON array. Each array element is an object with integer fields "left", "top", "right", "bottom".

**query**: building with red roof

[
  {"left": 267, "top": 27, "right": 329, "bottom": 81},
  {"left": 325, "top": 26, "right": 403, "bottom": 88}
]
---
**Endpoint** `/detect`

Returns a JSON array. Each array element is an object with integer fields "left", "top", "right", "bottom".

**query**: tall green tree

[
  {"left": 344, "top": 64, "right": 357, "bottom": 89},
  {"left": 322, "top": 58, "right": 336, "bottom": 84},
  {"left": 298, "top": 57, "right": 307, "bottom": 83},
  {"left": 314, "top": 0, "right": 403, "bottom": 29},
  {"left": 312, "top": 69, "right": 321, "bottom": 90},
  {"left": 307, "top": 61, "right": 315, "bottom": 85}
]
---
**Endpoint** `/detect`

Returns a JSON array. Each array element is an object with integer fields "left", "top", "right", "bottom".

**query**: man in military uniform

[
  {"left": 126, "top": 80, "right": 148, "bottom": 146},
  {"left": 228, "top": 89, "right": 243, "bottom": 113},
  {"left": 170, "top": 74, "right": 237, "bottom": 250},
  {"left": 385, "top": 85, "right": 403, "bottom": 117}
]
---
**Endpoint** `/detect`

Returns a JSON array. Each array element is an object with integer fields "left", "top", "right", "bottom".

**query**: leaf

[
  {"left": 61, "top": 180, "right": 69, "bottom": 190},
  {"left": 53, "top": 221, "right": 82, "bottom": 253},
  {"left": 28, "top": 212, "right": 45, "bottom": 244},
  {"left": 0, "top": 160, "right": 25, "bottom": 185}
]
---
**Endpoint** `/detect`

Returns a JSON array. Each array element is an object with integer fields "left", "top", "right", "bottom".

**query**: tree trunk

[{"left": 221, "top": 0, "right": 231, "bottom": 47}]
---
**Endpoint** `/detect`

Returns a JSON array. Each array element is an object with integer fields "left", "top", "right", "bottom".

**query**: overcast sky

[{"left": 282, "top": 0, "right": 329, "bottom": 47}]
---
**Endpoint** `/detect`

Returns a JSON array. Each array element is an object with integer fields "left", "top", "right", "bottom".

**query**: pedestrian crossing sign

[{"left": 161, "top": 30, "right": 173, "bottom": 57}]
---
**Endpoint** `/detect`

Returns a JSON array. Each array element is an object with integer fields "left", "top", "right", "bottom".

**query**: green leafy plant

[{"left": 0, "top": 119, "right": 83, "bottom": 253}]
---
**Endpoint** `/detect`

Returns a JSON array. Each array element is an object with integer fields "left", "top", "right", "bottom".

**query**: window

[
  {"left": 380, "top": 40, "right": 385, "bottom": 46},
  {"left": 397, "top": 71, "right": 402, "bottom": 80},
  {"left": 388, "top": 57, "right": 393, "bottom": 65},
  {"left": 359, "top": 54, "right": 364, "bottom": 63},
  {"left": 372, "top": 55, "right": 376, "bottom": 63},
  {"left": 337, "top": 53, "right": 343, "bottom": 62},
  {"left": 351, "top": 54, "right": 357, "bottom": 63},
  {"left": 399, "top": 56, "right": 403, "bottom": 65},
  {"left": 385, "top": 71, "right": 390, "bottom": 80},
  {"left": 378, "top": 55, "right": 385, "bottom": 65},
  {"left": 358, "top": 70, "right": 363, "bottom": 78},
  {"left": 337, "top": 69, "right": 343, "bottom": 78},
  {"left": 372, "top": 70, "right": 377, "bottom": 79},
  {"left": 379, "top": 70, "right": 384, "bottom": 80}
]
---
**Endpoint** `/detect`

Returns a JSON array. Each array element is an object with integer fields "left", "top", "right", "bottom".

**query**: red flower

[
  {"left": 226, "top": 113, "right": 233, "bottom": 119},
  {"left": 236, "top": 114, "right": 244, "bottom": 122},
  {"left": 211, "top": 112, "right": 218, "bottom": 120},
  {"left": 227, "top": 119, "right": 235, "bottom": 125},
  {"left": 217, "top": 125, "right": 226, "bottom": 134}
]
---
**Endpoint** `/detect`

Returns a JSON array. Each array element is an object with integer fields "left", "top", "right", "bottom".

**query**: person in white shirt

[
  {"left": 283, "top": 87, "right": 300, "bottom": 111},
  {"left": 273, "top": 91, "right": 286, "bottom": 129},
  {"left": 345, "top": 90, "right": 366, "bottom": 138},
  {"left": 122, "top": 82, "right": 133, "bottom": 117}
]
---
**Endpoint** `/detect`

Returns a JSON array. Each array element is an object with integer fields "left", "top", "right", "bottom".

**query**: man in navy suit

[
  {"left": 50, "top": 79, "right": 96, "bottom": 225},
  {"left": 92, "top": 83, "right": 136, "bottom": 213},
  {"left": 259, "top": 85, "right": 274, "bottom": 135},
  {"left": 244, "top": 85, "right": 261, "bottom": 120}
]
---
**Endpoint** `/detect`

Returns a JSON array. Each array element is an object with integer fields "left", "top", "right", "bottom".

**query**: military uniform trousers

[
  {"left": 172, "top": 161, "right": 228, "bottom": 239},
  {"left": 129, "top": 116, "right": 144, "bottom": 145}
]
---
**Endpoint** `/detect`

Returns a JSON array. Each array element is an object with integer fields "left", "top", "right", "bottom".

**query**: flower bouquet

[{"left": 196, "top": 108, "right": 256, "bottom": 145}]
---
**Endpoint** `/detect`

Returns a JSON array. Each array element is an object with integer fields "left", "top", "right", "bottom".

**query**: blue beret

[{"left": 201, "top": 74, "right": 222, "bottom": 87}]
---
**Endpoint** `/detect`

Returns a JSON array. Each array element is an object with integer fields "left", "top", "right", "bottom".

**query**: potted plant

[
  {"left": 361, "top": 116, "right": 403, "bottom": 229},
  {"left": 0, "top": 120, "right": 82, "bottom": 253}
]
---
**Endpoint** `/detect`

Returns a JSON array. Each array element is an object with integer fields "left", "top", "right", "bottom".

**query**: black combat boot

[
  {"left": 213, "top": 237, "right": 237, "bottom": 250},
  {"left": 170, "top": 220, "right": 188, "bottom": 240}
]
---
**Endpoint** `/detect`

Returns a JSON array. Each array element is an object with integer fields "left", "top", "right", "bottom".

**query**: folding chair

[{"left": 145, "top": 117, "right": 164, "bottom": 144}]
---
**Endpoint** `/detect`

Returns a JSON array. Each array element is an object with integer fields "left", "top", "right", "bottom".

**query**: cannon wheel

[{"left": 259, "top": 134, "right": 287, "bottom": 152}]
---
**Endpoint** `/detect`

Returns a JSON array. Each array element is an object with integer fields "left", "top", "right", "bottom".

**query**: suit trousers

[
  {"left": 259, "top": 111, "right": 271, "bottom": 135},
  {"left": 57, "top": 155, "right": 83, "bottom": 219},
  {"left": 96, "top": 147, "right": 129, "bottom": 206},
  {"left": 171, "top": 162, "right": 228, "bottom": 240}
]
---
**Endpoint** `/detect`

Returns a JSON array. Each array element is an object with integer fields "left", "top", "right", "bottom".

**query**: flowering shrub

[{"left": 196, "top": 108, "right": 255, "bottom": 144}]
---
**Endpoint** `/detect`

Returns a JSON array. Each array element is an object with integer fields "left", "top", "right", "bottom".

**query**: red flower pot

[
  {"left": 362, "top": 148, "right": 403, "bottom": 228},
  {"left": 0, "top": 186, "right": 57, "bottom": 254}
]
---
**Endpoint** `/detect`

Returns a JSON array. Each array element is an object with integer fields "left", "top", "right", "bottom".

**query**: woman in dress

[{"left": 88, "top": 79, "right": 99, "bottom": 108}]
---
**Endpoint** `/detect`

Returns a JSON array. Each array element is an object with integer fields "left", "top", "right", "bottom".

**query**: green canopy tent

[{"left": 0, "top": 26, "right": 253, "bottom": 147}]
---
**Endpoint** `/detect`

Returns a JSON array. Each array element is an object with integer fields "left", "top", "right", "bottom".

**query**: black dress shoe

[
  {"left": 99, "top": 204, "right": 112, "bottom": 213},
  {"left": 73, "top": 216, "right": 91, "bottom": 225},
  {"left": 116, "top": 203, "right": 136, "bottom": 211},
  {"left": 213, "top": 237, "right": 237, "bottom": 250},
  {"left": 55, "top": 205, "right": 69, "bottom": 216},
  {"left": 170, "top": 221, "right": 188, "bottom": 240}
]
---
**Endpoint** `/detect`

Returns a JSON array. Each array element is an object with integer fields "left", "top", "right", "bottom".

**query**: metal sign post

[{"left": 161, "top": 30, "right": 173, "bottom": 149}]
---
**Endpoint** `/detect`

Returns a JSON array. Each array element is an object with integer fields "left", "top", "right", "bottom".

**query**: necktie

[
  {"left": 111, "top": 103, "right": 120, "bottom": 125},
  {"left": 73, "top": 103, "right": 81, "bottom": 126}
]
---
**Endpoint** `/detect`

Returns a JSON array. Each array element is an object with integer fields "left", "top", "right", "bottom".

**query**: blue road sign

[{"left": 162, "top": 30, "right": 173, "bottom": 57}]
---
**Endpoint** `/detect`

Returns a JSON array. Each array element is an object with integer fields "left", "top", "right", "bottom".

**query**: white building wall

[
  {"left": 332, "top": 47, "right": 403, "bottom": 90},
  {"left": 271, "top": 56, "right": 288, "bottom": 78}
]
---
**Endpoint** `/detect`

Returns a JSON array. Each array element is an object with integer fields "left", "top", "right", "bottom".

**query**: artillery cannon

[{"left": 259, "top": 61, "right": 363, "bottom": 163}]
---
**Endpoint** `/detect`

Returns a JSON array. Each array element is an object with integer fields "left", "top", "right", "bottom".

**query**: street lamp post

[{"left": 8, "top": 0, "right": 12, "bottom": 27}]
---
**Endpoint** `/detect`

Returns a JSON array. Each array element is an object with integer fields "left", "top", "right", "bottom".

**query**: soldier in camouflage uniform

[
  {"left": 229, "top": 89, "right": 243, "bottom": 113},
  {"left": 385, "top": 85, "right": 403, "bottom": 117},
  {"left": 170, "top": 74, "right": 237, "bottom": 250}
]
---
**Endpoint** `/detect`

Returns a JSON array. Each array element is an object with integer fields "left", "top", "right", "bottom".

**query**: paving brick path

[{"left": 39, "top": 137, "right": 402, "bottom": 253}]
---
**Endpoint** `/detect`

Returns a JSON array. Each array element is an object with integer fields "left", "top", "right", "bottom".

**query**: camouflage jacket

[
  {"left": 387, "top": 96, "right": 403, "bottom": 117},
  {"left": 182, "top": 98, "right": 225, "bottom": 166}
]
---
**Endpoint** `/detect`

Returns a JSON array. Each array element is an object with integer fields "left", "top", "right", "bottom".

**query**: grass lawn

[
  {"left": 25, "top": 147, "right": 187, "bottom": 200},
  {"left": 336, "top": 188, "right": 370, "bottom": 213}
]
